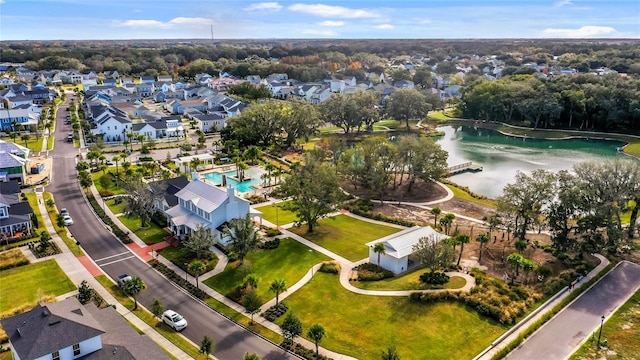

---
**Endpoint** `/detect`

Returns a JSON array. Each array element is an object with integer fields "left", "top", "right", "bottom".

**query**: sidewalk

[
  {"left": 32, "top": 191, "right": 194, "bottom": 360},
  {"left": 474, "top": 253, "right": 610, "bottom": 360}
]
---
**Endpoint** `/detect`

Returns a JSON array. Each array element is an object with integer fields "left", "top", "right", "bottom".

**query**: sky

[{"left": 1, "top": 0, "right": 639, "bottom": 40}]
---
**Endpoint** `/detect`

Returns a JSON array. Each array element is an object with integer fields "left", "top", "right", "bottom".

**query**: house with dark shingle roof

[
  {"left": 0, "top": 297, "right": 169, "bottom": 360},
  {"left": 0, "top": 181, "right": 33, "bottom": 237}
]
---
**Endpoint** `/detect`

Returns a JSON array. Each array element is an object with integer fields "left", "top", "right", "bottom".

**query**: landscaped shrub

[
  {"left": 245, "top": 194, "right": 267, "bottom": 204},
  {"left": 356, "top": 263, "right": 394, "bottom": 281},
  {"left": 259, "top": 237, "right": 280, "bottom": 249},
  {"left": 280, "top": 340, "right": 332, "bottom": 360},
  {"left": 318, "top": 262, "right": 340, "bottom": 274},
  {"left": 87, "top": 193, "right": 131, "bottom": 244},
  {"left": 98, "top": 190, "right": 115, "bottom": 197},
  {"left": 261, "top": 302, "right": 288, "bottom": 321},
  {"left": 419, "top": 271, "right": 450, "bottom": 285},
  {"left": 344, "top": 200, "right": 416, "bottom": 227},
  {"left": 0, "top": 248, "right": 30, "bottom": 271},
  {"left": 264, "top": 228, "right": 282, "bottom": 237},
  {"left": 149, "top": 260, "right": 210, "bottom": 300}
]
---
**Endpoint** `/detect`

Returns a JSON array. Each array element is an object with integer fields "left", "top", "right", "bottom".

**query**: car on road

[
  {"left": 117, "top": 274, "right": 133, "bottom": 289},
  {"left": 60, "top": 208, "right": 69, "bottom": 216},
  {"left": 67, "top": 133, "right": 74, "bottom": 142},
  {"left": 63, "top": 215, "right": 73, "bottom": 226},
  {"left": 105, "top": 160, "right": 114, "bottom": 166},
  {"left": 162, "top": 310, "right": 187, "bottom": 331}
]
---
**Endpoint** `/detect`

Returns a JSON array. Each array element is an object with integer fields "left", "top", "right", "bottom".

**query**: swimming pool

[{"left": 203, "top": 170, "right": 261, "bottom": 193}]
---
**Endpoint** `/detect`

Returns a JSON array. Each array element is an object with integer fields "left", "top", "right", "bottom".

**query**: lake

[{"left": 435, "top": 125, "right": 634, "bottom": 198}]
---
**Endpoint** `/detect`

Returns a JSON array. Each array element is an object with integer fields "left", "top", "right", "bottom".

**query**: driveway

[
  {"left": 505, "top": 261, "right": 640, "bottom": 360},
  {"left": 48, "top": 96, "right": 297, "bottom": 360}
]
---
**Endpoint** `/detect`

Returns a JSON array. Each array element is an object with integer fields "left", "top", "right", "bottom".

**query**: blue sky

[{"left": 1, "top": 0, "right": 638, "bottom": 40}]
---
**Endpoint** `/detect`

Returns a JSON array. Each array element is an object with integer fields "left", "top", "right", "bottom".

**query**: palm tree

[
  {"left": 307, "top": 324, "right": 326, "bottom": 359},
  {"left": 269, "top": 279, "right": 287, "bottom": 306},
  {"left": 507, "top": 252, "right": 524, "bottom": 284},
  {"left": 430, "top": 207, "right": 442, "bottom": 227},
  {"left": 223, "top": 214, "right": 261, "bottom": 265},
  {"left": 122, "top": 276, "right": 146, "bottom": 310},
  {"left": 112, "top": 155, "right": 121, "bottom": 187},
  {"left": 522, "top": 258, "right": 537, "bottom": 284},
  {"left": 199, "top": 335, "right": 213, "bottom": 357},
  {"left": 381, "top": 345, "right": 401, "bottom": 360},
  {"left": 21, "top": 133, "right": 30, "bottom": 148},
  {"left": 455, "top": 234, "right": 470, "bottom": 266},
  {"left": 373, "top": 243, "right": 386, "bottom": 267},
  {"left": 137, "top": 134, "right": 145, "bottom": 149},
  {"left": 188, "top": 261, "right": 205, "bottom": 289},
  {"left": 439, "top": 213, "right": 455, "bottom": 235},
  {"left": 264, "top": 163, "right": 276, "bottom": 187},
  {"left": 9, "top": 131, "right": 18, "bottom": 144},
  {"left": 476, "top": 233, "right": 489, "bottom": 262}
]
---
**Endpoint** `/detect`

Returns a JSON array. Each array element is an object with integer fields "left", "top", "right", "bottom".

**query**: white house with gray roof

[
  {"left": 365, "top": 226, "right": 449, "bottom": 274},
  {"left": 164, "top": 173, "right": 261, "bottom": 246}
]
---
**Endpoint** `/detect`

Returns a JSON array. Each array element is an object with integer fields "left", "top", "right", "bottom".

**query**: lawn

[
  {"left": 24, "top": 193, "right": 47, "bottom": 236},
  {"left": 445, "top": 183, "right": 498, "bottom": 206},
  {"left": 91, "top": 168, "right": 127, "bottom": 195},
  {"left": 289, "top": 214, "right": 401, "bottom": 262},
  {"left": 1, "top": 137, "right": 45, "bottom": 152},
  {"left": 118, "top": 215, "right": 167, "bottom": 244},
  {"left": 625, "top": 143, "right": 640, "bottom": 158},
  {"left": 43, "top": 192, "right": 83, "bottom": 257},
  {"left": 47, "top": 136, "right": 55, "bottom": 150},
  {"left": 253, "top": 201, "right": 297, "bottom": 226},
  {"left": 203, "top": 237, "right": 329, "bottom": 304},
  {"left": 276, "top": 272, "right": 507, "bottom": 360},
  {"left": 570, "top": 289, "right": 640, "bottom": 360},
  {"left": 106, "top": 197, "right": 128, "bottom": 215},
  {"left": 352, "top": 270, "right": 467, "bottom": 291},
  {"left": 0, "top": 260, "right": 76, "bottom": 313}
]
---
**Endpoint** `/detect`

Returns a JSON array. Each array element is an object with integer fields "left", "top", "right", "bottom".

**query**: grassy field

[
  {"left": 570, "top": 289, "right": 640, "bottom": 360},
  {"left": 94, "top": 275, "right": 205, "bottom": 360},
  {"left": 47, "top": 136, "right": 55, "bottom": 150},
  {"left": 624, "top": 143, "right": 640, "bottom": 158},
  {"left": 445, "top": 183, "right": 498, "bottom": 206},
  {"left": 43, "top": 192, "right": 83, "bottom": 256},
  {"left": 91, "top": 167, "right": 127, "bottom": 195},
  {"left": 0, "top": 137, "right": 45, "bottom": 153},
  {"left": 204, "top": 237, "right": 329, "bottom": 304},
  {"left": 277, "top": 272, "right": 506, "bottom": 360},
  {"left": 289, "top": 214, "right": 401, "bottom": 262},
  {"left": 352, "top": 270, "right": 467, "bottom": 291},
  {"left": 118, "top": 215, "right": 167, "bottom": 244},
  {"left": 106, "top": 197, "right": 128, "bottom": 215},
  {"left": 253, "top": 201, "right": 297, "bottom": 226},
  {"left": 23, "top": 193, "right": 47, "bottom": 236},
  {"left": 0, "top": 260, "right": 76, "bottom": 313}
]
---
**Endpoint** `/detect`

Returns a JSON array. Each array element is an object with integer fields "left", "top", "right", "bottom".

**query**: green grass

[
  {"left": 23, "top": 193, "right": 47, "bottom": 236},
  {"left": 0, "top": 260, "right": 76, "bottom": 313},
  {"left": 0, "top": 137, "right": 45, "bottom": 152},
  {"left": 106, "top": 197, "right": 128, "bottom": 215},
  {"left": 91, "top": 169, "right": 128, "bottom": 195},
  {"left": 43, "top": 192, "right": 83, "bottom": 257},
  {"left": 289, "top": 214, "right": 401, "bottom": 261},
  {"left": 352, "top": 270, "right": 467, "bottom": 291},
  {"left": 570, "top": 289, "right": 640, "bottom": 360},
  {"left": 624, "top": 143, "right": 640, "bottom": 158},
  {"left": 278, "top": 272, "right": 506, "bottom": 360},
  {"left": 47, "top": 136, "right": 55, "bottom": 150},
  {"left": 118, "top": 215, "right": 167, "bottom": 244},
  {"left": 94, "top": 275, "right": 205, "bottom": 360},
  {"left": 446, "top": 183, "right": 498, "bottom": 206},
  {"left": 254, "top": 201, "right": 297, "bottom": 226},
  {"left": 204, "top": 237, "right": 329, "bottom": 304}
]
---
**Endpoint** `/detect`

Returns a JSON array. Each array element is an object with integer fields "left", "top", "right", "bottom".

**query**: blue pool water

[{"left": 203, "top": 170, "right": 260, "bottom": 193}]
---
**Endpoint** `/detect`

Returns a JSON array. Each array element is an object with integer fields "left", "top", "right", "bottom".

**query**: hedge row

[
  {"left": 261, "top": 303, "right": 288, "bottom": 322},
  {"left": 281, "top": 340, "right": 332, "bottom": 360},
  {"left": 86, "top": 193, "right": 132, "bottom": 244},
  {"left": 149, "top": 260, "right": 210, "bottom": 301},
  {"left": 259, "top": 238, "right": 281, "bottom": 250},
  {"left": 356, "top": 263, "right": 394, "bottom": 281},
  {"left": 318, "top": 262, "right": 340, "bottom": 274},
  {"left": 344, "top": 199, "right": 416, "bottom": 227}
]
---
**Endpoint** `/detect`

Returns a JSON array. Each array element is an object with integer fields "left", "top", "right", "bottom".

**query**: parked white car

[
  {"left": 63, "top": 215, "right": 73, "bottom": 226},
  {"left": 162, "top": 310, "right": 187, "bottom": 331}
]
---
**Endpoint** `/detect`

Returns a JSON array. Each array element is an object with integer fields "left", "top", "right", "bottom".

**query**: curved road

[{"left": 48, "top": 95, "right": 296, "bottom": 360}]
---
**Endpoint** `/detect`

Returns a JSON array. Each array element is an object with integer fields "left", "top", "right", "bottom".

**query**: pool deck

[{"left": 198, "top": 165, "right": 268, "bottom": 195}]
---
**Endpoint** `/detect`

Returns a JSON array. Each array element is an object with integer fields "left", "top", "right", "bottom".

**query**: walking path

[
  {"left": 27, "top": 191, "right": 194, "bottom": 360},
  {"left": 474, "top": 253, "right": 610, "bottom": 360}
]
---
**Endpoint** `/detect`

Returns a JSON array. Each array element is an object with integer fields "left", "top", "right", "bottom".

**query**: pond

[{"left": 435, "top": 125, "right": 634, "bottom": 198}]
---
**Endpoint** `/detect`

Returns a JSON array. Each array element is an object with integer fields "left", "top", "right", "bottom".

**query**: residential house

[
  {"left": 103, "top": 70, "right": 120, "bottom": 79},
  {"left": 393, "top": 80, "right": 415, "bottom": 89},
  {"left": 208, "top": 77, "right": 241, "bottom": 91},
  {"left": 140, "top": 76, "right": 156, "bottom": 84},
  {"left": 365, "top": 226, "right": 449, "bottom": 274},
  {"left": 157, "top": 75, "right": 173, "bottom": 82},
  {"left": 0, "top": 107, "right": 41, "bottom": 131},
  {"left": 246, "top": 75, "right": 261, "bottom": 84},
  {"left": 150, "top": 175, "right": 190, "bottom": 212},
  {"left": 111, "top": 101, "right": 151, "bottom": 118},
  {"left": 444, "top": 85, "right": 461, "bottom": 98},
  {"left": 191, "top": 112, "right": 227, "bottom": 133},
  {"left": 0, "top": 181, "right": 33, "bottom": 237},
  {"left": 309, "top": 85, "right": 332, "bottom": 104},
  {"left": 266, "top": 73, "right": 288, "bottom": 82},
  {"left": 102, "top": 78, "right": 118, "bottom": 87},
  {"left": 195, "top": 73, "right": 213, "bottom": 85},
  {"left": 136, "top": 83, "right": 155, "bottom": 97},
  {"left": 121, "top": 77, "right": 134, "bottom": 85},
  {"left": 0, "top": 141, "right": 30, "bottom": 183},
  {"left": 0, "top": 77, "right": 15, "bottom": 86},
  {"left": 164, "top": 98, "right": 207, "bottom": 114},
  {"left": 0, "top": 297, "right": 170, "bottom": 360},
  {"left": 164, "top": 173, "right": 261, "bottom": 246}
]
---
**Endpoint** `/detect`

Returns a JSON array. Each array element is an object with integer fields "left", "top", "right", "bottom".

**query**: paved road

[
  {"left": 48, "top": 94, "right": 297, "bottom": 360},
  {"left": 506, "top": 261, "right": 640, "bottom": 360}
]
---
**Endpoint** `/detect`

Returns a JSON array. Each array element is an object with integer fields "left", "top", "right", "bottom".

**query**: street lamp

[
  {"left": 275, "top": 204, "right": 279, "bottom": 230},
  {"left": 597, "top": 315, "right": 605, "bottom": 348},
  {"left": 183, "top": 263, "right": 188, "bottom": 282}
]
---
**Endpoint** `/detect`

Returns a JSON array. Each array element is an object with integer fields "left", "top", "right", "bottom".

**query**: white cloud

[
  {"left": 542, "top": 25, "right": 616, "bottom": 37},
  {"left": 117, "top": 17, "right": 212, "bottom": 28},
  {"left": 244, "top": 2, "right": 283, "bottom": 11},
  {"left": 554, "top": 0, "right": 573, "bottom": 7},
  {"left": 302, "top": 29, "right": 338, "bottom": 36},
  {"left": 318, "top": 20, "right": 345, "bottom": 27},
  {"left": 289, "top": 4, "right": 380, "bottom": 18},
  {"left": 374, "top": 24, "right": 394, "bottom": 30},
  {"left": 169, "top": 17, "right": 212, "bottom": 26}
]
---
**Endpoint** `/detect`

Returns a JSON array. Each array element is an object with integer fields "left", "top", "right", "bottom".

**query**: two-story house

[
  {"left": 164, "top": 174, "right": 261, "bottom": 246},
  {"left": 0, "top": 181, "right": 34, "bottom": 237}
]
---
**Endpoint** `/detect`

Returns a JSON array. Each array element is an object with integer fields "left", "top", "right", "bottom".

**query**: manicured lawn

[
  {"left": 446, "top": 183, "right": 498, "bottom": 206},
  {"left": 106, "top": 197, "right": 128, "bottom": 215},
  {"left": 0, "top": 260, "right": 76, "bottom": 313},
  {"left": 203, "top": 237, "right": 330, "bottom": 304},
  {"left": 47, "top": 136, "right": 55, "bottom": 150},
  {"left": 159, "top": 245, "right": 218, "bottom": 274},
  {"left": 91, "top": 168, "right": 127, "bottom": 195},
  {"left": 118, "top": 215, "right": 167, "bottom": 244},
  {"left": 289, "top": 214, "right": 401, "bottom": 262},
  {"left": 277, "top": 272, "right": 506, "bottom": 360},
  {"left": 625, "top": 143, "right": 640, "bottom": 158},
  {"left": 43, "top": 192, "right": 83, "bottom": 257},
  {"left": 570, "top": 289, "right": 640, "bottom": 360},
  {"left": 352, "top": 270, "right": 467, "bottom": 291},
  {"left": 0, "top": 137, "right": 45, "bottom": 152},
  {"left": 254, "top": 201, "right": 297, "bottom": 226},
  {"left": 24, "top": 193, "right": 47, "bottom": 236}
]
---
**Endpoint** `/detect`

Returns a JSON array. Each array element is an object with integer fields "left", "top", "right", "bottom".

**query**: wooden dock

[{"left": 448, "top": 162, "right": 483, "bottom": 176}]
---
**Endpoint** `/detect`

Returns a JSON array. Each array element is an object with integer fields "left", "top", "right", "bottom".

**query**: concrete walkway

[
  {"left": 474, "top": 253, "right": 611, "bottom": 360},
  {"left": 339, "top": 269, "right": 476, "bottom": 296},
  {"left": 31, "top": 191, "right": 194, "bottom": 360}
]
